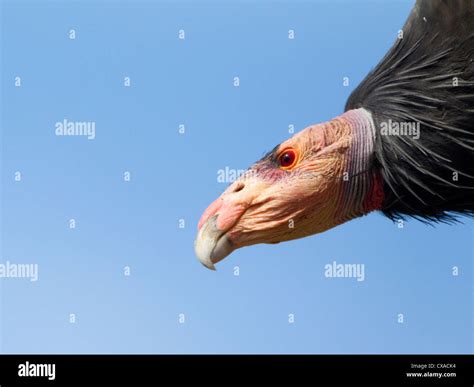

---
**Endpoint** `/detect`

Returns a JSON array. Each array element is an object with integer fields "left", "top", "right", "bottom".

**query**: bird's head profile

[
  {"left": 195, "top": 0, "right": 474, "bottom": 270},
  {"left": 195, "top": 109, "right": 384, "bottom": 270}
]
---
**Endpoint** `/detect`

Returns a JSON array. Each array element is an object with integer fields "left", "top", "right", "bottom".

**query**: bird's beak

[
  {"left": 195, "top": 178, "right": 258, "bottom": 270},
  {"left": 194, "top": 214, "right": 235, "bottom": 270}
]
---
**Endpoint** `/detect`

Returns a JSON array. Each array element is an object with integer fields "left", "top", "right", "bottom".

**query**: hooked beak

[
  {"left": 195, "top": 178, "right": 256, "bottom": 270},
  {"left": 194, "top": 214, "right": 235, "bottom": 270}
]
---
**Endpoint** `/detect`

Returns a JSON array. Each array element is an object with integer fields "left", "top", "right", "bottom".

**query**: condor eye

[{"left": 278, "top": 148, "right": 297, "bottom": 169}]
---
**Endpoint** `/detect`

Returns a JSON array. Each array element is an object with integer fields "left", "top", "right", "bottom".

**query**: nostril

[{"left": 232, "top": 182, "right": 245, "bottom": 193}]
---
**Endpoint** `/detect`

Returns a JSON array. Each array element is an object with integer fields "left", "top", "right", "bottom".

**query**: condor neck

[{"left": 335, "top": 108, "right": 384, "bottom": 221}]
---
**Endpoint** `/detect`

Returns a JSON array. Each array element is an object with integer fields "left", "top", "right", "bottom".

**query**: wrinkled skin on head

[{"left": 195, "top": 117, "right": 355, "bottom": 270}]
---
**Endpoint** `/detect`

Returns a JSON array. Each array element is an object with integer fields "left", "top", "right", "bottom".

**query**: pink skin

[
  {"left": 198, "top": 178, "right": 258, "bottom": 234},
  {"left": 198, "top": 126, "right": 332, "bottom": 244},
  {"left": 197, "top": 195, "right": 245, "bottom": 233},
  {"left": 197, "top": 197, "right": 223, "bottom": 230}
]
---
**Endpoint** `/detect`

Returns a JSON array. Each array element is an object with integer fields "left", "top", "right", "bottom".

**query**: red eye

[{"left": 278, "top": 149, "right": 297, "bottom": 169}]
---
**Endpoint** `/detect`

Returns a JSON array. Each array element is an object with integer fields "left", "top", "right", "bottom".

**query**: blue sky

[{"left": 1, "top": 0, "right": 472, "bottom": 354}]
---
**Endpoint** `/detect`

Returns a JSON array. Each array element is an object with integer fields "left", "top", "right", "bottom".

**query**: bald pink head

[{"left": 195, "top": 108, "right": 384, "bottom": 270}]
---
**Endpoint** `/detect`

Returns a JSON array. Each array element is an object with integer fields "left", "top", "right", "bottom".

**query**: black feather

[{"left": 345, "top": 0, "right": 474, "bottom": 222}]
